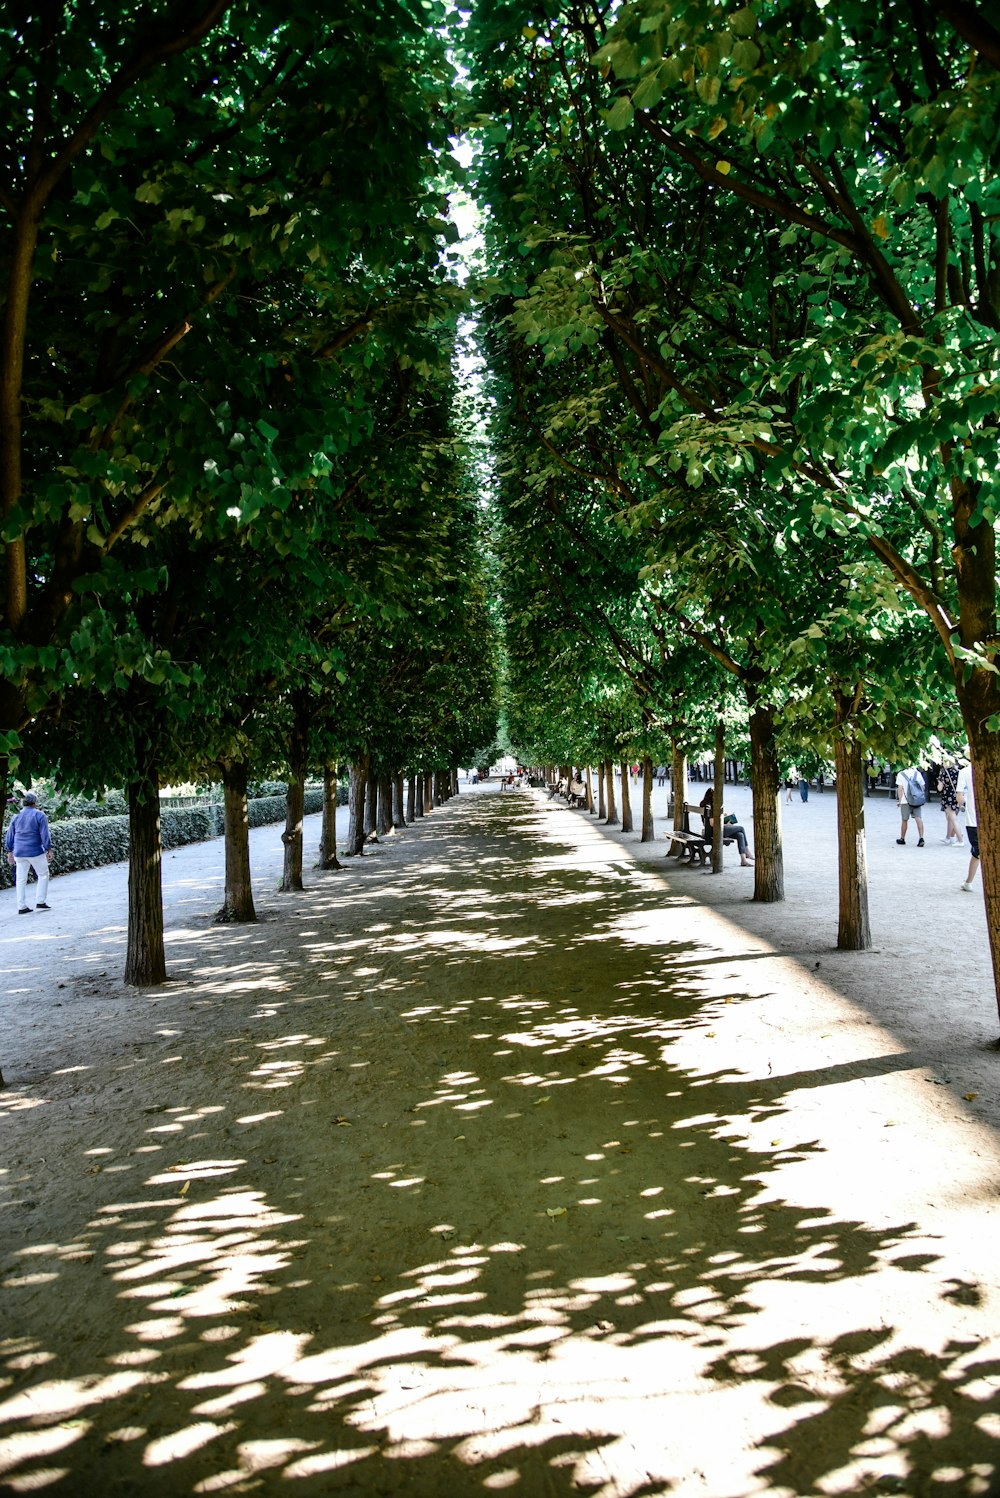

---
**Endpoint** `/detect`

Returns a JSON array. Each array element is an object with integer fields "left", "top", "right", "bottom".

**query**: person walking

[
  {"left": 895, "top": 764, "right": 926, "bottom": 846},
  {"left": 937, "top": 757, "right": 964, "bottom": 846},
  {"left": 4, "top": 790, "right": 53, "bottom": 914},
  {"left": 956, "top": 756, "right": 980, "bottom": 892}
]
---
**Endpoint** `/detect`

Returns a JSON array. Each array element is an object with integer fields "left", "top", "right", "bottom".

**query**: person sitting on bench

[{"left": 699, "top": 788, "right": 754, "bottom": 867}]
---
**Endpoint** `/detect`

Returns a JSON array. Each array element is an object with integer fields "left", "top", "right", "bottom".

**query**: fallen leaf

[
  {"left": 534, "top": 1097, "right": 551, "bottom": 1106},
  {"left": 706, "top": 1031, "right": 716, "bottom": 1038},
  {"left": 334, "top": 1116, "right": 352, "bottom": 1126},
  {"left": 964, "top": 1092, "right": 978, "bottom": 1101},
  {"left": 178, "top": 1180, "right": 190, "bottom": 1197},
  {"left": 546, "top": 1206, "right": 567, "bottom": 1218}
]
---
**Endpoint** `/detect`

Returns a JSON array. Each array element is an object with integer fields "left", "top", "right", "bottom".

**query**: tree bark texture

[
  {"left": 406, "top": 775, "right": 416, "bottom": 822},
  {"left": 958, "top": 674, "right": 1000, "bottom": 1027},
  {"left": 393, "top": 773, "right": 405, "bottom": 828},
  {"left": 641, "top": 755, "right": 655, "bottom": 842},
  {"left": 346, "top": 755, "right": 369, "bottom": 855},
  {"left": 318, "top": 768, "right": 341, "bottom": 870},
  {"left": 748, "top": 696, "right": 784, "bottom": 902},
  {"left": 125, "top": 766, "right": 166, "bottom": 987},
  {"left": 586, "top": 765, "right": 595, "bottom": 813},
  {"left": 217, "top": 757, "right": 256, "bottom": 921},
  {"left": 376, "top": 773, "right": 392, "bottom": 836},
  {"left": 597, "top": 764, "right": 606, "bottom": 819},
  {"left": 364, "top": 768, "right": 377, "bottom": 838},
  {"left": 280, "top": 773, "right": 305, "bottom": 892},
  {"left": 604, "top": 760, "right": 618, "bottom": 825},
  {"left": 670, "top": 741, "right": 687, "bottom": 856},
  {"left": 620, "top": 761, "right": 633, "bottom": 833},
  {"left": 833, "top": 725, "right": 871, "bottom": 950},
  {"left": 712, "top": 721, "right": 725, "bottom": 875}
]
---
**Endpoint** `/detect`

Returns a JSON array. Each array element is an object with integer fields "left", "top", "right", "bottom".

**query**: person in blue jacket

[{"left": 4, "top": 790, "right": 53, "bottom": 914}]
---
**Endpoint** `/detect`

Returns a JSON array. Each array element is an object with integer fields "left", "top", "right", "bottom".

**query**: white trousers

[{"left": 15, "top": 856, "right": 49, "bottom": 908}]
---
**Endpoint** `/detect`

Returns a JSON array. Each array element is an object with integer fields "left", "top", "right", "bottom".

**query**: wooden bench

[{"left": 666, "top": 802, "right": 712, "bottom": 865}]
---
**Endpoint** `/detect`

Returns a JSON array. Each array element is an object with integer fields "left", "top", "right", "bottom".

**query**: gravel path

[{"left": 1, "top": 782, "right": 997, "bottom": 1497}]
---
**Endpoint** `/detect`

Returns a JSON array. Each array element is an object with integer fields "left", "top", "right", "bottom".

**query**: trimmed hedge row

[{"left": 1, "top": 787, "right": 325, "bottom": 888}]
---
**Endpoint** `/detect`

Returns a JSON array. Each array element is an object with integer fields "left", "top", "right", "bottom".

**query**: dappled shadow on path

[{"left": 1, "top": 792, "right": 997, "bottom": 1497}]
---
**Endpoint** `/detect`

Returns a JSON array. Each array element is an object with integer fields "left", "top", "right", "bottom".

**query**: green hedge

[{"left": 1, "top": 787, "right": 325, "bottom": 888}]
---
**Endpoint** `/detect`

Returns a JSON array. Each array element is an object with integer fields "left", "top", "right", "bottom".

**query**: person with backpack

[
  {"left": 895, "top": 764, "right": 927, "bottom": 846},
  {"left": 4, "top": 789, "right": 53, "bottom": 913}
]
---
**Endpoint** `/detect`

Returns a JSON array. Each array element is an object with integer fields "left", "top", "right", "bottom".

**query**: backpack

[{"left": 906, "top": 771, "right": 926, "bottom": 807}]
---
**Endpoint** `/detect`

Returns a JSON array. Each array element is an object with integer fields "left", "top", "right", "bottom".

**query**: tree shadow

[{"left": 0, "top": 791, "right": 996, "bottom": 1496}]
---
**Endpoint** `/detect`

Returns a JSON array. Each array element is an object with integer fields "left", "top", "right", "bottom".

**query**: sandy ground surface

[{"left": 1, "top": 781, "right": 998, "bottom": 1498}]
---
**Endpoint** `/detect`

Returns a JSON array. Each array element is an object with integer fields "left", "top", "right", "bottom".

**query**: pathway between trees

[{"left": 1, "top": 786, "right": 998, "bottom": 1497}]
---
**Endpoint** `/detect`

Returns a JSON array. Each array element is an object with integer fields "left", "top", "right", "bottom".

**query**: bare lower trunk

[
  {"left": 376, "top": 773, "right": 392, "bottom": 835},
  {"left": 318, "top": 768, "right": 341, "bottom": 870},
  {"left": 346, "top": 755, "right": 369, "bottom": 855},
  {"left": 833, "top": 721, "right": 871, "bottom": 950},
  {"left": 712, "top": 721, "right": 725, "bottom": 874},
  {"left": 280, "top": 774, "right": 305, "bottom": 891},
  {"left": 605, "top": 760, "right": 618, "bottom": 825},
  {"left": 217, "top": 758, "right": 256, "bottom": 921},
  {"left": 748, "top": 695, "right": 784, "bottom": 902},
  {"left": 641, "top": 755, "right": 654, "bottom": 842},
  {"left": 671, "top": 741, "right": 687, "bottom": 857},
  {"left": 406, "top": 775, "right": 415, "bottom": 823},
  {"left": 125, "top": 765, "right": 166, "bottom": 986},
  {"left": 959, "top": 689, "right": 1000, "bottom": 1028},
  {"left": 586, "top": 765, "right": 594, "bottom": 813},
  {"left": 393, "top": 773, "right": 405, "bottom": 828},
  {"left": 364, "top": 767, "right": 377, "bottom": 838},
  {"left": 620, "top": 761, "right": 633, "bottom": 833},
  {"left": 597, "top": 764, "right": 606, "bottom": 819}
]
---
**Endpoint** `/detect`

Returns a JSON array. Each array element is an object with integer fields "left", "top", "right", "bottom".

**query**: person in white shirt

[
  {"left": 956, "top": 756, "right": 979, "bottom": 892},
  {"left": 895, "top": 765, "right": 926, "bottom": 846}
]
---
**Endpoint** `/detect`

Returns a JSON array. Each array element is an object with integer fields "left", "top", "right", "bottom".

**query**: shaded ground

[{"left": 1, "top": 784, "right": 998, "bottom": 1497}]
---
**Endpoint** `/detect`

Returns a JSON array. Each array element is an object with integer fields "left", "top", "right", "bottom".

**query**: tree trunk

[
  {"left": 393, "top": 772, "right": 405, "bottom": 828},
  {"left": 317, "top": 767, "right": 341, "bottom": 870},
  {"left": 832, "top": 713, "right": 871, "bottom": 950},
  {"left": 956, "top": 673, "right": 1000, "bottom": 1027},
  {"left": 586, "top": 765, "right": 595, "bottom": 813},
  {"left": 125, "top": 765, "right": 166, "bottom": 986},
  {"left": 364, "top": 767, "right": 378, "bottom": 838},
  {"left": 408, "top": 775, "right": 419, "bottom": 820},
  {"left": 747, "top": 692, "right": 784, "bottom": 902},
  {"left": 712, "top": 720, "right": 725, "bottom": 874},
  {"left": 346, "top": 755, "right": 369, "bottom": 854},
  {"left": 670, "top": 740, "right": 687, "bottom": 856},
  {"left": 641, "top": 754, "right": 655, "bottom": 842},
  {"left": 280, "top": 773, "right": 305, "bottom": 891},
  {"left": 605, "top": 760, "right": 618, "bottom": 825},
  {"left": 597, "top": 763, "right": 606, "bottom": 819},
  {"left": 376, "top": 773, "right": 392, "bottom": 835},
  {"left": 217, "top": 757, "right": 256, "bottom": 921},
  {"left": 620, "top": 760, "right": 633, "bottom": 832}
]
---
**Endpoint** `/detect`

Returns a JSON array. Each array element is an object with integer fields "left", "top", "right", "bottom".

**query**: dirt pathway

[{"left": 1, "top": 787, "right": 998, "bottom": 1497}]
